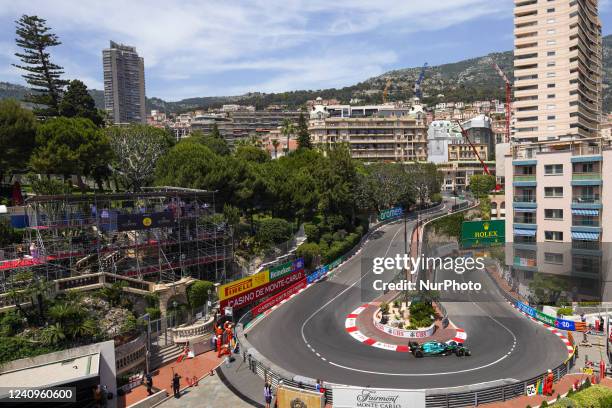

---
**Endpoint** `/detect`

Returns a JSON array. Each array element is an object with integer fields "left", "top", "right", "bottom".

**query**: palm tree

[
  {"left": 272, "top": 139, "right": 280, "bottom": 159},
  {"left": 280, "top": 119, "right": 295, "bottom": 156},
  {"left": 40, "top": 323, "right": 66, "bottom": 346}
]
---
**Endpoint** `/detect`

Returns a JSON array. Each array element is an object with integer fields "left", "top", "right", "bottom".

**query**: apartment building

[
  {"left": 506, "top": 0, "right": 607, "bottom": 301},
  {"left": 102, "top": 41, "right": 146, "bottom": 124},
  {"left": 309, "top": 103, "right": 428, "bottom": 162},
  {"left": 513, "top": 0, "right": 602, "bottom": 142}
]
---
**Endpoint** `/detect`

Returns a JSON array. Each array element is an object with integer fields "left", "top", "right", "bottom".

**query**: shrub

[
  {"left": 256, "top": 218, "right": 292, "bottom": 245},
  {"left": 145, "top": 307, "right": 161, "bottom": 320},
  {"left": 187, "top": 280, "right": 215, "bottom": 309},
  {"left": 320, "top": 233, "right": 333, "bottom": 245},
  {"left": 304, "top": 223, "right": 320, "bottom": 243},
  {"left": 296, "top": 242, "right": 320, "bottom": 270},
  {"left": 539, "top": 401, "right": 548, "bottom": 407},
  {"left": 556, "top": 307, "right": 573, "bottom": 317},
  {"left": 567, "top": 384, "right": 612, "bottom": 407},
  {"left": 380, "top": 302, "right": 390, "bottom": 314}
]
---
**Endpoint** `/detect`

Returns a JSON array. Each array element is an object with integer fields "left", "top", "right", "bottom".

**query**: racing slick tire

[
  {"left": 414, "top": 349, "right": 424, "bottom": 358},
  {"left": 455, "top": 349, "right": 465, "bottom": 357}
]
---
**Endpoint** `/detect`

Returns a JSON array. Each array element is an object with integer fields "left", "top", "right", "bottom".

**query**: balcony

[
  {"left": 513, "top": 256, "right": 537, "bottom": 270},
  {"left": 572, "top": 194, "right": 601, "bottom": 210},
  {"left": 513, "top": 175, "right": 536, "bottom": 182},
  {"left": 571, "top": 172, "right": 602, "bottom": 186}
]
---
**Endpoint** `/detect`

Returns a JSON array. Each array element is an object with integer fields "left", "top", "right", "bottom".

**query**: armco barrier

[{"left": 236, "top": 202, "right": 556, "bottom": 407}]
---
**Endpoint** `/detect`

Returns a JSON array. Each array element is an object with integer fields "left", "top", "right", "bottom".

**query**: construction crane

[
  {"left": 455, "top": 120, "right": 501, "bottom": 191},
  {"left": 492, "top": 62, "right": 512, "bottom": 143},
  {"left": 414, "top": 62, "right": 428, "bottom": 100},
  {"left": 382, "top": 78, "right": 392, "bottom": 103}
]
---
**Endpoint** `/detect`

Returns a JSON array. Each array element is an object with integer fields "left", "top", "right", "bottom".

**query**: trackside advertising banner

[
  {"left": 220, "top": 269, "right": 306, "bottom": 310},
  {"left": 269, "top": 258, "right": 304, "bottom": 280},
  {"left": 333, "top": 386, "right": 425, "bottom": 408},
  {"left": 516, "top": 301, "right": 577, "bottom": 331},
  {"left": 251, "top": 278, "right": 307, "bottom": 316},
  {"left": 306, "top": 255, "right": 345, "bottom": 284},
  {"left": 218, "top": 272, "right": 269, "bottom": 301},
  {"left": 218, "top": 257, "right": 304, "bottom": 302}
]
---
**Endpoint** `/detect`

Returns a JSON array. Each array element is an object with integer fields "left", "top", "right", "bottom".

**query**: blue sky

[{"left": 0, "top": 0, "right": 610, "bottom": 101}]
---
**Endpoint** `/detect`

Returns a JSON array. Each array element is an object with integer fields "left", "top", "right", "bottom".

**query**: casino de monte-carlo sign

[{"left": 333, "top": 386, "right": 425, "bottom": 408}]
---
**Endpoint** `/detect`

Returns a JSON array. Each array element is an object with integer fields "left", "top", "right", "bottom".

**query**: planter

[{"left": 373, "top": 309, "right": 436, "bottom": 339}]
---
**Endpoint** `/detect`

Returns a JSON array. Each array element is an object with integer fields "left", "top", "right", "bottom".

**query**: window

[
  {"left": 545, "top": 187, "right": 563, "bottom": 197},
  {"left": 547, "top": 61, "right": 556, "bottom": 67},
  {"left": 546, "top": 40, "right": 556, "bottom": 45},
  {"left": 544, "top": 209, "right": 563, "bottom": 219},
  {"left": 547, "top": 94, "right": 556, "bottom": 99},
  {"left": 547, "top": 8, "right": 555, "bottom": 12},
  {"left": 547, "top": 51, "right": 556, "bottom": 56},
  {"left": 547, "top": 83, "right": 556, "bottom": 88},
  {"left": 547, "top": 104, "right": 556, "bottom": 110},
  {"left": 547, "top": 29, "right": 556, "bottom": 34},
  {"left": 547, "top": 18, "right": 556, "bottom": 23},
  {"left": 544, "top": 164, "right": 563, "bottom": 174},
  {"left": 547, "top": 115, "right": 556, "bottom": 120},
  {"left": 546, "top": 72, "right": 556, "bottom": 77},
  {"left": 544, "top": 252, "right": 564, "bottom": 264},
  {"left": 547, "top": 125, "right": 556, "bottom": 131},
  {"left": 545, "top": 231, "right": 563, "bottom": 241}
]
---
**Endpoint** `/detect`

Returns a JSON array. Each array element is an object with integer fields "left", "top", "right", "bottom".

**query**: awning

[
  {"left": 514, "top": 208, "right": 536, "bottom": 213},
  {"left": 571, "top": 209, "right": 599, "bottom": 216},
  {"left": 514, "top": 229, "right": 536, "bottom": 237},
  {"left": 571, "top": 231, "right": 600, "bottom": 241}
]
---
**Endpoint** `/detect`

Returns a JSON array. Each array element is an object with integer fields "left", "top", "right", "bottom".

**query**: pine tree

[
  {"left": 59, "top": 80, "right": 103, "bottom": 126},
  {"left": 13, "top": 15, "right": 68, "bottom": 116},
  {"left": 296, "top": 112, "right": 312, "bottom": 149},
  {"left": 210, "top": 123, "right": 221, "bottom": 139}
]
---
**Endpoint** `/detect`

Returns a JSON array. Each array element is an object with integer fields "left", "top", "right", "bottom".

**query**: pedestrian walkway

[
  {"left": 156, "top": 368, "right": 255, "bottom": 408},
  {"left": 480, "top": 375, "right": 612, "bottom": 408},
  {"left": 118, "top": 350, "right": 223, "bottom": 407}
]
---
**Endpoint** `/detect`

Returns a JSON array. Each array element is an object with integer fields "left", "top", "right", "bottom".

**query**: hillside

[{"left": 1, "top": 34, "right": 610, "bottom": 113}]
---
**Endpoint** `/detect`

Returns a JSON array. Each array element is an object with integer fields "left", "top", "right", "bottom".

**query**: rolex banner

[{"left": 460, "top": 220, "right": 505, "bottom": 248}]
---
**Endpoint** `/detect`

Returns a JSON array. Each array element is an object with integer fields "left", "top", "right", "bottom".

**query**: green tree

[
  {"left": 271, "top": 139, "right": 280, "bottom": 159},
  {"left": 187, "top": 280, "right": 214, "bottom": 309},
  {"left": 30, "top": 117, "right": 112, "bottom": 189},
  {"left": 256, "top": 218, "right": 292, "bottom": 246},
  {"left": 469, "top": 174, "right": 496, "bottom": 198},
  {"left": 296, "top": 242, "right": 320, "bottom": 269},
  {"left": 13, "top": 15, "right": 68, "bottom": 116},
  {"left": 210, "top": 123, "right": 221, "bottom": 139},
  {"left": 40, "top": 323, "right": 66, "bottom": 346},
  {"left": 190, "top": 130, "right": 229, "bottom": 155},
  {"left": 281, "top": 118, "right": 295, "bottom": 154},
  {"left": 0, "top": 99, "right": 37, "bottom": 179},
  {"left": 58, "top": 80, "right": 103, "bottom": 126},
  {"left": 406, "top": 162, "right": 443, "bottom": 206},
  {"left": 235, "top": 145, "right": 269, "bottom": 164},
  {"left": 106, "top": 124, "right": 173, "bottom": 191},
  {"left": 528, "top": 273, "right": 569, "bottom": 305},
  {"left": 296, "top": 112, "right": 312, "bottom": 149}
]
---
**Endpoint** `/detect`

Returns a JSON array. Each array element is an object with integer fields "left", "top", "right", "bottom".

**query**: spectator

[
  {"left": 92, "top": 385, "right": 102, "bottom": 408},
  {"left": 172, "top": 373, "right": 181, "bottom": 398},
  {"left": 264, "top": 382, "right": 272, "bottom": 408},
  {"left": 145, "top": 373, "right": 153, "bottom": 396}
]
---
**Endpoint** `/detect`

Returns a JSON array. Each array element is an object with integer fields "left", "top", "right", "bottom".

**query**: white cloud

[{"left": 0, "top": 0, "right": 513, "bottom": 99}]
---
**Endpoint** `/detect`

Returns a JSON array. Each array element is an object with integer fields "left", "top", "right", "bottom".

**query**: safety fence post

[
  {"left": 502, "top": 385, "right": 505, "bottom": 401},
  {"left": 474, "top": 391, "right": 478, "bottom": 406}
]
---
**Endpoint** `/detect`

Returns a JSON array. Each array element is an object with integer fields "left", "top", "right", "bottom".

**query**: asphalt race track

[{"left": 247, "top": 210, "right": 569, "bottom": 389}]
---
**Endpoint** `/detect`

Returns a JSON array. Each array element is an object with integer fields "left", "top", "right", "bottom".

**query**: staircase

[{"left": 150, "top": 343, "right": 183, "bottom": 370}]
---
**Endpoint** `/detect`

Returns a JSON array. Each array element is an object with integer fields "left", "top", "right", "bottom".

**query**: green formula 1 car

[{"left": 408, "top": 340, "right": 471, "bottom": 358}]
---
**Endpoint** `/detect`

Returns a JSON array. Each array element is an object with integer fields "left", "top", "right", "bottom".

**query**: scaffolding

[{"left": 0, "top": 187, "right": 232, "bottom": 293}]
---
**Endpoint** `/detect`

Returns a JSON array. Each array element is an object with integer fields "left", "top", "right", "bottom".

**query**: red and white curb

[
  {"left": 509, "top": 302, "right": 575, "bottom": 358},
  {"left": 345, "top": 304, "right": 468, "bottom": 353}
]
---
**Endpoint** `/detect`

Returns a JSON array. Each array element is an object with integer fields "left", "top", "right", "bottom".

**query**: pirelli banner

[
  {"left": 221, "top": 269, "right": 306, "bottom": 310},
  {"left": 218, "top": 258, "right": 305, "bottom": 310}
]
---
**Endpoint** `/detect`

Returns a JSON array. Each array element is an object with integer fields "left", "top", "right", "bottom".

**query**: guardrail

[
  {"left": 235, "top": 203, "right": 448, "bottom": 406},
  {"left": 237, "top": 200, "right": 578, "bottom": 408}
]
